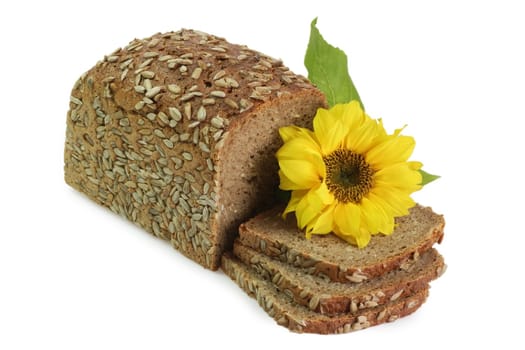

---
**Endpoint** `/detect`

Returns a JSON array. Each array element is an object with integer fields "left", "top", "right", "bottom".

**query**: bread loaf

[
  {"left": 234, "top": 243, "right": 444, "bottom": 315},
  {"left": 222, "top": 253, "right": 429, "bottom": 334},
  {"left": 238, "top": 204, "right": 445, "bottom": 282},
  {"left": 64, "top": 29, "right": 327, "bottom": 269}
]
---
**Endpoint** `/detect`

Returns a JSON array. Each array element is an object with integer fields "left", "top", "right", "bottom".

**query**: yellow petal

[
  {"left": 393, "top": 125, "right": 407, "bottom": 137},
  {"left": 276, "top": 137, "right": 325, "bottom": 178},
  {"left": 408, "top": 161, "right": 423, "bottom": 170},
  {"left": 282, "top": 190, "right": 308, "bottom": 218},
  {"left": 278, "top": 169, "right": 299, "bottom": 190},
  {"left": 301, "top": 183, "right": 335, "bottom": 234},
  {"left": 279, "top": 125, "right": 317, "bottom": 143},
  {"left": 345, "top": 117, "right": 386, "bottom": 155},
  {"left": 314, "top": 181, "right": 334, "bottom": 205},
  {"left": 370, "top": 186, "right": 416, "bottom": 217},
  {"left": 276, "top": 139, "right": 319, "bottom": 161},
  {"left": 310, "top": 202, "right": 336, "bottom": 234},
  {"left": 365, "top": 191, "right": 396, "bottom": 218},
  {"left": 374, "top": 118, "right": 388, "bottom": 138},
  {"left": 333, "top": 228, "right": 371, "bottom": 248},
  {"left": 295, "top": 195, "right": 312, "bottom": 229},
  {"left": 332, "top": 101, "right": 365, "bottom": 130},
  {"left": 333, "top": 202, "right": 361, "bottom": 235},
  {"left": 305, "top": 230, "right": 312, "bottom": 240},
  {"left": 366, "top": 135, "right": 416, "bottom": 168},
  {"left": 278, "top": 160, "right": 321, "bottom": 189},
  {"left": 277, "top": 131, "right": 321, "bottom": 159},
  {"left": 354, "top": 229, "right": 372, "bottom": 248},
  {"left": 279, "top": 125, "right": 303, "bottom": 143},
  {"left": 374, "top": 163, "right": 422, "bottom": 192},
  {"left": 333, "top": 230, "right": 357, "bottom": 245},
  {"left": 360, "top": 196, "right": 394, "bottom": 234},
  {"left": 296, "top": 180, "right": 337, "bottom": 228},
  {"left": 313, "top": 108, "right": 347, "bottom": 155},
  {"left": 294, "top": 187, "right": 326, "bottom": 229}
]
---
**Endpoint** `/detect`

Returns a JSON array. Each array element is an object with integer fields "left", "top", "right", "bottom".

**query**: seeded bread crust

[
  {"left": 64, "top": 29, "right": 327, "bottom": 270},
  {"left": 234, "top": 243, "right": 444, "bottom": 315},
  {"left": 238, "top": 204, "right": 445, "bottom": 282},
  {"left": 222, "top": 253, "right": 429, "bottom": 334}
]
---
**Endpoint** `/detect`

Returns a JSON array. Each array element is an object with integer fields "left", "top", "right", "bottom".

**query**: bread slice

[
  {"left": 64, "top": 29, "right": 326, "bottom": 269},
  {"left": 222, "top": 253, "right": 429, "bottom": 334},
  {"left": 234, "top": 243, "right": 444, "bottom": 315},
  {"left": 238, "top": 204, "right": 444, "bottom": 282}
]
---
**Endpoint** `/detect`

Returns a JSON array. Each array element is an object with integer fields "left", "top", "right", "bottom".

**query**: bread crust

[
  {"left": 234, "top": 243, "right": 444, "bottom": 315},
  {"left": 222, "top": 253, "right": 429, "bottom": 334},
  {"left": 238, "top": 204, "right": 445, "bottom": 282},
  {"left": 64, "top": 29, "right": 326, "bottom": 269}
]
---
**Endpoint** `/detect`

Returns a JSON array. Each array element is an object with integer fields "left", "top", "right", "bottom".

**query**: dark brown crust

[
  {"left": 299, "top": 290, "right": 428, "bottom": 334},
  {"left": 238, "top": 205, "right": 445, "bottom": 282},
  {"left": 221, "top": 253, "right": 430, "bottom": 334},
  {"left": 234, "top": 243, "right": 444, "bottom": 315},
  {"left": 64, "top": 29, "right": 326, "bottom": 270}
]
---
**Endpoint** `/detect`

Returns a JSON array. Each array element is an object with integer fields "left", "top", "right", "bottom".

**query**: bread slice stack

[{"left": 221, "top": 204, "right": 446, "bottom": 334}]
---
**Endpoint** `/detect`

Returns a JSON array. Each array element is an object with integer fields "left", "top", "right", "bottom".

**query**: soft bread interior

[{"left": 214, "top": 91, "right": 324, "bottom": 266}]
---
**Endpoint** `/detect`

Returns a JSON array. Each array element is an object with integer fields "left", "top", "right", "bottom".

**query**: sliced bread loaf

[
  {"left": 238, "top": 204, "right": 444, "bottom": 282},
  {"left": 64, "top": 29, "right": 326, "bottom": 269},
  {"left": 222, "top": 253, "right": 429, "bottom": 334},
  {"left": 234, "top": 243, "right": 445, "bottom": 315}
]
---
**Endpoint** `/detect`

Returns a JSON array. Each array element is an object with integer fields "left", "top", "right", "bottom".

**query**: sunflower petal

[
  {"left": 278, "top": 160, "right": 321, "bottom": 189},
  {"left": 345, "top": 117, "right": 386, "bottom": 154},
  {"left": 295, "top": 188, "right": 325, "bottom": 229},
  {"left": 333, "top": 230, "right": 357, "bottom": 245},
  {"left": 393, "top": 125, "right": 407, "bottom": 136},
  {"left": 282, "top": 190, "right": 308, "bottom": 218},
  {"left": 295, "top": 195, "right": 313, "bottom": 229},
  {"left": 365, "top": 191, "right": 396, "bottom": 218},
  {"left": 360, "top": 196, "right": 394, "bottom": 234},
  {"left": 301, "top": 183, "right": 336, "bottom": 235},
  {"left": 278, "top": 170, "right": 299, "bottom": 190},
  {"left": 277, "top": 132, "right": 321, "bottom": 160},
  {"left": 333, "top": 228, "right": 371, "bottom": 247},
  {"left": 312, "top": 211, "right": 334, "bottom": 235},
  {"left": 332, "top": 101, "right": 365, "bottom": 131},
  {"left": 276, "top": 138, "right": 325, "bottom": 178},
  {"left": 374, "top": 163, "right": 422, "bottom": 192},
  {"left": 354, "top": 229, "right": 372, "bottom": 248},
  {"left": 366, "top": 135, "right": 416, "bottom": 168},
  {"left": 314, "top": 181, "right": 334, "bottom": 205},
  {"left": 279, "top": 125, "right": 317, "bottom": 143},
  {"left": 370, "top": 186, "right": 416, "bottom": 217},
  {"left": 313, "top": 108, "right": 347, "bottom": 155},
  {"left": 309, "top": 203, "right": 336, "bottom": 234},
  {"left": 408, "top": 161, "right": 423, "bottom": 170},
  {"left": 334, "top": 202, "right": 361, "bottom": 235}
]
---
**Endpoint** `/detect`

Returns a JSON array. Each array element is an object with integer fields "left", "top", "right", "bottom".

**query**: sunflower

[{"left": 276, "top": 101, "right": 422, "bottom": 248}]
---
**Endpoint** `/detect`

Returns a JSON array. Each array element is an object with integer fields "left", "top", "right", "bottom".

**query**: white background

[{"left": 1, "top": 0, "right": 523, "bottom": 348}]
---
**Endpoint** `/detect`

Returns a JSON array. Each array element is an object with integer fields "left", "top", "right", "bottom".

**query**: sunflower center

[{"left": 323, "top": 149, "right": 374, "bottom": 203}]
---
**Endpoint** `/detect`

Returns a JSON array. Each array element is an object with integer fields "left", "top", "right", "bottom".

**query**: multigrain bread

[
  {"left": 222, "top": 253, "right": 429, "bottom": 334},
  {"left": 234, "top": 243, "right": 445, "bottom": 316},
  {"left": 238, "top": 204, "right": 445, "bottom": 282},
  {"left": 64, "top": 29, "right": 327, "bottom": 269}
]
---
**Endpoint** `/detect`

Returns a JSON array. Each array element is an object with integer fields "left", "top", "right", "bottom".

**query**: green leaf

[
  {"left": 304, "top": 18, "right": 364, "bottom": 108},
  {"left": 419, "top": 169, "right": 440, "bottom": 186}
]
